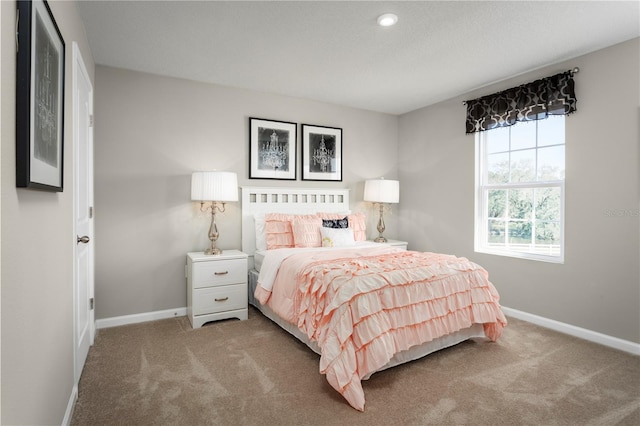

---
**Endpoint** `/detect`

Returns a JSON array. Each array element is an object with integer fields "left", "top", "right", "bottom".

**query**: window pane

[
  {"left": 510, "top": 121, "right": 536, "bottom": 150},
  {"left": 538, "top": 116, "right": 565, "bottom": 147},
  {"left": 535, "top": 187, "right": 561, "bottom": 221},
  {"left": 508, "top": 220, "right": 532, "bottom": 245},
  {"left": 488, "top": 152, "right": 509, "bottom": 184},
  {"left": 486, "top": 127, "right": 509, "bottom": 153},
  {"left": 488, "top": 220, "right": 505, "bottom": 244},
  {"left": 488, "top": 189, "right": 506, "bottom": 218},
  {"left": 537, "top": 145, "right": 565, "bottom": 181},
  {"left": 535, "top": 221, "right": 561, "bottom": 245},
  {"left": 508, "top": 188, "right": 533, "bottom": 219},
  {"left": 535, "top": 221, "right": 561, "bottom": 256},
  {"left": 510, "top": 149, "right": 535, "bottom": 182}
]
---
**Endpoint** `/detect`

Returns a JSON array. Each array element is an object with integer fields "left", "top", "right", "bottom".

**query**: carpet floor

[{"left": 71, "top": 307, "right": 639, "bottom": 425}]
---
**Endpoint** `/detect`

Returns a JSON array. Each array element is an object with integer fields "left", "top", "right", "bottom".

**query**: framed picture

[
  {"left": 249, "top": 118, "right": 297, "bottom": 180},
  {"left": 16, "top": 0, "right": 66, "bottom": 192},
  {"left": 301, "top": 124, "right": 342, "bottom": 181}
]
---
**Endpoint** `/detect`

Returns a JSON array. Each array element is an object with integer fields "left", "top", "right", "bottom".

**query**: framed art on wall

[
  {"left": 16, "top": 0, "right": 66, "bottom": 192},
  {"left": 301, "top": 124, "right": 342, "bottom": 181},
  {"left": 249, "top": 117, "right": 297, "bottom": 180}
]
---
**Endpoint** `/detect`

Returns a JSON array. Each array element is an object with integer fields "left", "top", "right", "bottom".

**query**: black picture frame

[
  {"left": 301, "top": 124, "right": 342, "bottom": 181},
  {"left": 249, "top": 117, "right": 297, "bottom": 180},
  {"left": 16, "top": 0, "right": 66, "bottom": 192}
]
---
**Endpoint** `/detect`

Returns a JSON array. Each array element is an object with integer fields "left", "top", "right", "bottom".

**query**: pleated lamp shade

[
  {"left": 363, "top": 178, "right": 399, "bottom": 203},
  {"left": 191, "top": 171, "right": 238, "bottom": 202}
]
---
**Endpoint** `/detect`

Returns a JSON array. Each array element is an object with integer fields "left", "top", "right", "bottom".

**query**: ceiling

[{"left": 77, "top": 1, "right": 640, "bottom": 115}]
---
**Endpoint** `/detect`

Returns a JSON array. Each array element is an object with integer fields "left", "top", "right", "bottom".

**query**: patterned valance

[{"left": 465, "top": 70, "right": 577, "bottom": 134}]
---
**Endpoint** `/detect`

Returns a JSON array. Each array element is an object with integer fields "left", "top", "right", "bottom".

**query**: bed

[{"left": 241, "top": 186, "right": 507, "bottom": 411}]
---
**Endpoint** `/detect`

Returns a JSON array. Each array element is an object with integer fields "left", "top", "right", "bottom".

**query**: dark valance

[{"left": 465, "top": 70, "right": 577, "bottom": 134}]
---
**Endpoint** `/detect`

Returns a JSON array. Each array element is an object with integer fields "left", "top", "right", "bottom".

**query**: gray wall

[
  {"left": 397, "top": 38, "right": 640, "bottom": 344},
  {"left": 93, "top": 65, "right": 399, "bottom": 319},
  {"left": 1, "top": 1, "right": 95, "bottom": 424}
]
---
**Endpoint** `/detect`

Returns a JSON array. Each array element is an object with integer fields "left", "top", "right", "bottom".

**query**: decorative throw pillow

[
  {"left": 292, "top": 215, "right": 323, "bottom": 248},
  {"left": 322, "top": 216, "right": 349, "bottom": 229},
  {"left": 347, "top": 212, "right": 367, "bottom": 241},
  {"left": 265, "top": 213, "right": 294, "bottom": 250},
  {"left": 321, "top": 227, "right": 356, "bottom": 247}
]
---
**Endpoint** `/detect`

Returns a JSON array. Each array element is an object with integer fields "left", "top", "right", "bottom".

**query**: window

[{"left": 475, "top": 117, "right": 565, "bottom": 263}]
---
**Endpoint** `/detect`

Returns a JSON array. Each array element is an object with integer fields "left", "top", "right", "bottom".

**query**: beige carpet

[{"left": 72, "top": 307, "right": 639, "bottom": 425}]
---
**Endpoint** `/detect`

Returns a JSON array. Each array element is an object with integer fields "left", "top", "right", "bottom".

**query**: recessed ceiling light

[{"left": 377, "top": 13, "right": 398, "bottom": 27}]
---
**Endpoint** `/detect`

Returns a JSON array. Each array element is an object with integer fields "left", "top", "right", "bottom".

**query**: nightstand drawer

[
  {"left": 192, "top": 258, "right": 247, "bottom": 288},
  {"left": 193, "top": 284, "right": 247, "bottom": 315}
]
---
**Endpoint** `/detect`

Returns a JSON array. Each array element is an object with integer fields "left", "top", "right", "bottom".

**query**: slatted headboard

[{"left": 241, "top": 187, "right": 350, "bottom": 262}]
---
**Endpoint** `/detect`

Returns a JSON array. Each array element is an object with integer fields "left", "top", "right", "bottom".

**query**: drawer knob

[
  {"left": 214, "top": 271, "right": 229, "bottom": 276},
  {"left": 214, "top": 297, "right": 229, "bottom": 302}
]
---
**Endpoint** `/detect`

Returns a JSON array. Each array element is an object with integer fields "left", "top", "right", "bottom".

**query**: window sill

[{"left": 475, "top": 247, "right": 564, "bottom": 264}]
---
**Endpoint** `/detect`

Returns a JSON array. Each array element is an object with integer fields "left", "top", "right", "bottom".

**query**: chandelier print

[
  {"left": 34, "top": 12, "right": 60, "bottom": 167},
  {"left": 310, "top": 133, "right": 335, "bottom": 173},
  {"left": 312, "top": 135, "right": 334, "bottom": 172},
  {"left": 259, "top": 128, "right": 289, "bottom": 171}
]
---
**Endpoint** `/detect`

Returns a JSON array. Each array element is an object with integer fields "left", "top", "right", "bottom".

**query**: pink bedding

[{"left": 255, "top": 247, "right": 507, "bottom": 411}]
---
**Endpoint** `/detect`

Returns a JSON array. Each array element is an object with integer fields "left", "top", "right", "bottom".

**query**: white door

[{"left": 73, "top": 42, "right": 94, "bottom": 384}]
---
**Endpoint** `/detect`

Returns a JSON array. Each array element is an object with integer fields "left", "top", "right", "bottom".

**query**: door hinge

[
  {"left": 89, "top": 114, "right": 94, "bottom": 127},
  {"left": 15, "top": 9, "right": 20, "bottom": 52},
  {"left": 89, "top": 206, "right": 94, "bottom": 218},
  {"left": 89, "top": 298, "right": 94, "bottom": 310}
]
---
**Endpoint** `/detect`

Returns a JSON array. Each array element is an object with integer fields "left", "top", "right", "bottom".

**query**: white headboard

[{"left": 241, "top": 186, "right": 350, "bottom": 258}]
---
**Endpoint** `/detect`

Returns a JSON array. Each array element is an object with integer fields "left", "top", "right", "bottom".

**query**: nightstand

[
  {"left": 368, "top": 239, "right": 408, "bottom": 250},
  {"left": 186, "top": 250, "right": 248, "bottom": 328}
]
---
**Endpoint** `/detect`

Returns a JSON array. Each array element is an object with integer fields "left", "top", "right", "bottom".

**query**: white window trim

[{"left": 474, "top": 131, "right": 565, "bottom": 264}]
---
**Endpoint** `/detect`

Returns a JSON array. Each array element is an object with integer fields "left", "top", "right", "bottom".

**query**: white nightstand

[
  {"left": 186, "top": 250, "right": 248, "bottom": 328},
  {"left": 368, "top": 239, "right": 408, "bottom": 250}
]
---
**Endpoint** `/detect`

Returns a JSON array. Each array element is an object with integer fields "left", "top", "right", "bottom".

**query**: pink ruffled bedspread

[{"left": 256, "top": 249, "right": 507, "bottom": 411}]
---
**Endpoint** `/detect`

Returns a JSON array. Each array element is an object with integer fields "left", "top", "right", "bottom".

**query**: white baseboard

[
  {"left": 93, "top": 305, "right": 639, "bottom": 355},
  {"left": 501, "top": 306, "right": 640, "bottom": 356},
  {"left": 96, "top": 307, "right": 187, "bottom": 329},
  {"left": 62, "top": 385, "right": 78, "bottom": 426}
]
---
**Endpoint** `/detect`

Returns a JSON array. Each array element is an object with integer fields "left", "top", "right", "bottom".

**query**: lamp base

[
  {"left": 374, "top": 203, "right": 387, "bottom": 243},
  {"left": 204, "top": 247, "right": 222, "bottom": 256},
  {"left": 204, "top": 203, "right": 223, "bottom": 256}
]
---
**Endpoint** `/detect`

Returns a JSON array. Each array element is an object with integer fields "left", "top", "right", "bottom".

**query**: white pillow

[
  {"left": 254, "top": 213, "right": 266, "bottom": 251},
  {"left": 320, "top": 227, "right": 356, "bottom": 247}
]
